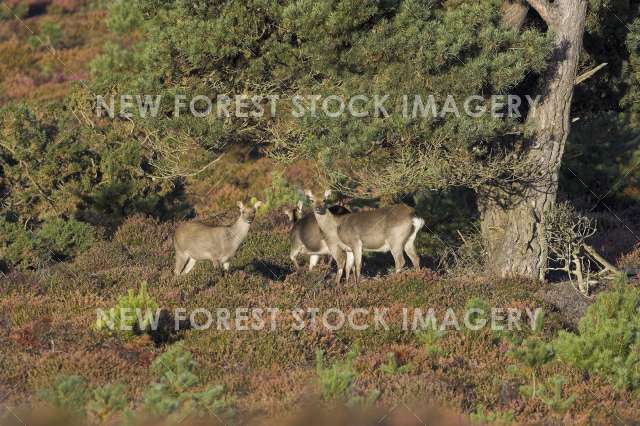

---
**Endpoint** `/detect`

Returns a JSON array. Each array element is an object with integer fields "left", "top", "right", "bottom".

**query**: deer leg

[
  {"left": 391, "top": 244, "right": 406, "bottom": 273},
  {"left": 309, "top": 254, "right": 320, "bottom": 270},
  {"left": 345, "top": 251, "right": 354, "bottom": 283},
  {"left": 353, "top": 241, "right": 363, "bottom": 284},
  {"left": 405, "top": 217, "right": 423, "bottom": 269},
  {"left": 331, "top": 246, "right": 345, "bottom": 284},
  {"left": 174, "top": 251, "right": 189, "bottom": 276},
  {"left": 290, "top": 247, "right": 301, "bottom": 271},
  {"left": 182, "top": 257, "right": 197, "bottom": 275},
  {"left": 404, "top": 241, "right": 420, "bottom": 270}
]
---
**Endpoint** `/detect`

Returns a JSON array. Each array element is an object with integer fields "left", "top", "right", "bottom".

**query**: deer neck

[
  {"left": 229, "top": 216, "right": 251, "bottom": 246},
  {"left": 314, "top": 210, "right": 339, "bottom": 238}
]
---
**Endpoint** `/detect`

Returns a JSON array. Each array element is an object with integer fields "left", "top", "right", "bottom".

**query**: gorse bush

[
  {"left": 144, "top": 344, "right": 235, "bottom": 420},
  {"left": 0, "top": 217, "right": 94, "bottom": 270},
  {"left": 0, "top": 102, "right": 190, "bottom": 271},
  {"left": 553, "top": 277, "right": 640, "bottom": 390},
  {"left": 36, "top": 217, "right": 96, "bottom": 260},
  {"left": 94, "top": 282, "right": 159, "bottom": 335}
]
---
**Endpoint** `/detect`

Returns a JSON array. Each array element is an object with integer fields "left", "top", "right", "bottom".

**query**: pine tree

[{"left": 92, "top": 0, "right": 633, "bottom": 280}]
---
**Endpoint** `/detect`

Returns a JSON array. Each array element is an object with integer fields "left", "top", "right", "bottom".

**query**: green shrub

[
  {"left": 107, "top": 0, "right": 144, "bottom": 33},
  {"left": 261, "top": 170, "right": 304, "bottom": 213},
  {"left": 36, "top": 347, "right": 234, "bottom": 422},
  {"left": 379, "top": 352, "right": 413, "bottom": 375},
  {"left": 508, "top": 311, "right": 554, "bottom": 399},
  {"left": 28, "top": 21, "right": 65, "bottom": 49},
  {"left": 0, "top": 102, "right": 190, "bottom": 271},
  {"left": 36, "top": 218, "right": 96, "bottom": 260},
  {"left": 536, "top": 376, "right": 576, "bottom": 416},
  {"left": 315, "top": 345, "right": 359, "bottom": 401},
  {"left": 87, "top": 383, "right": 128, "bottom": 423},
  {"left": 38, "top": 375, "right": 88, "bottom": 417},
  {"left": 314, "top": 344, "right": 379, "bottom": 406},
  {"left": 94, "top": 282, "right": 159, "bottom": 335},
  {"left": 470, "top": 405, "right": 514, "bottom": 425},
  {"left": 416, "top": 328, "right": 444, "bottom": 357},
  {"left": 553, "top": 278, "right": 640, "bottom": 390},
  {"left": 0, "top": 217, "right": 95, "bottom": 269},
  {"left": 143, "top": 344, "right": 234, "bottom": 420},
  {"left": 0, "top": 1, "right": 28, "bottom": 20},
  {"left": 0, "top": 217, "right": 39, "bottom": 270}
]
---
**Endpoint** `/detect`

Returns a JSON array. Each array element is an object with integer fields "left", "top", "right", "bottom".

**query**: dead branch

[
  {"left": 582, "top": 244, "right": 621, "bottom": 275},
  {"left": 575, "top": 63, "right": 608, "bottom": 85}
]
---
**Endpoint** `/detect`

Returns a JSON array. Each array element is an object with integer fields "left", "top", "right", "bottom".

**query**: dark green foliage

[
  {"left": 0, "top": 102, "right": 190, "bottom": 270},
  {"left": 143, "top": 344, "right": 235, "bottom": 420},
  {"left": 624, "top": 18, "right": 640, "bottom": 116},
  {"left": 561, "top": 112, "right": 640, "bottom": 208},
  {"left": 561, "top": 5, "right": 640, "bottom": 208},
  {"left": 553, "top": 278, "right": 640, "bottom": 390},
  {"left": 0, "top": 218, "right": 38, "bottom": 270},
  {"left": 38, "top": 375, "right": 88, "bottom": 417},
  {"left": 0, "top": 217, "right": 94, "bottom": 269},
  {"left": 90, "top": 0, "right": 552, "bottom": 196},
  {"left": 36, "top": 217, "right": 95, "bottom": 260}
]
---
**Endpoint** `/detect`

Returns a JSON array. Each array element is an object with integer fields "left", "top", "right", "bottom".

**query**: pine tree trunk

[{"left": 479, "top": 0, "right": 588, "bottom": 280}]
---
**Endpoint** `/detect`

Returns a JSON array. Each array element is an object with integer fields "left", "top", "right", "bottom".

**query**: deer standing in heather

[
  {"left": 284, "top": 201, "right": 351, "bottom": 271},
  {"left": 305, "top": 189, "right": 424, "bottom": 284},
  {"left": 173, "top": 200, "right": 262, "bottom": 275}
]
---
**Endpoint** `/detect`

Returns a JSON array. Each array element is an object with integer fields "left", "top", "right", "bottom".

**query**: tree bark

[{"left": 479, "top": 0, "right": 588, "bottom": 280}]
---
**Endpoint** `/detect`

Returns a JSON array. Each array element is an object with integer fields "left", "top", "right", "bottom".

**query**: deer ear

[
  {"left": 237, "top": 201, "right": 244, "bottom": 210},
  {"left": 304, "top": 189, "right": 314, "bottom": 199},
  {"left": 323, "top": 189, "right": 332, "bottom": 199},
  {"left": 253, "top": 200, "right": 263, "bottom": 209}
]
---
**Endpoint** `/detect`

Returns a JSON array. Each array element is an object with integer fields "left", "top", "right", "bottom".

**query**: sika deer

[
  {"left": 305, "top": 189, "right": 424, "bottom": 284},
  {"left": 174, "top": 200, "right": 262, "bottom": 275},
  {"left": 284, "top": 201, "right": 352, "bottom": 271}
]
